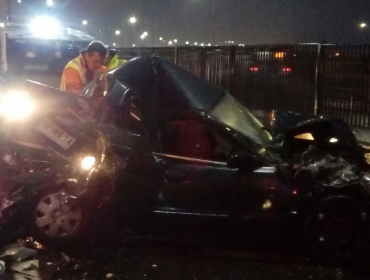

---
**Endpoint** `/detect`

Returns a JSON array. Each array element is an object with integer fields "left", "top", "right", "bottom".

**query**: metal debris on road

[
  {"left": 0, "top": 243, "right": 37, "bottom": 262},
  {"left": 0, "top": 260, "right": 5, "bottom": 274}
]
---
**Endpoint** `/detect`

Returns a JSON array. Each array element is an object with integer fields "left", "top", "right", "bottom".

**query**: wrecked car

[
  {"left": 0, "top": 86, "right": 115, "bottom": 249},
  {"left": 2, "top": 56, "right": 370, "bottom": 262}
]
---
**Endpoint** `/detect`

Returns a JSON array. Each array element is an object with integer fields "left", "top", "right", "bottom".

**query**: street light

[
  {"left": 129, "top": 17, "right": 137, "bottom": 24},
  {"left": 194, "top": 42, "right": 198, "bottom": 45},
  {"left": 174, "top": 39, "right": 177, "bottom": 43},
  {"left": 82, "top": 20, "right": 88, "bottom": 25},
  {"left": 46, "top": 0, "right": 53, "bottom": 6},
  {"left": 17, "top": 0, "right": 21, "bottom": 3},
  {"left": 185, "top": 41, "right": 189, "bottom": 45},
  {"left": 168, "top": 41, "right": 173, "bottom": 45},
  {"left": 159, "top": 37, "right": 163, "bottom": 41},
  {"left": 113, "top": 43, "right": 116, "bottom": 46},
  {"left": 30, "top": 16, "right": 61, "bottom": 38},
  {"left": 133, "top": 44, "right": 136, "bottom": 47},
  {"left": 140, "top": 32, "right": 148, "bottom": 39},
  {"left": 115, "top": 30, "right": 121, "bottom": 35},
  {"left": 360, "top": 23, "right": 367, "bottom": 28},
  {"left": 0, "top": 23, "right": 4, "bottom": 28}
]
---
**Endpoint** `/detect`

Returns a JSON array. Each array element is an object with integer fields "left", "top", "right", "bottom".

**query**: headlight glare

[
  {"left": 81, "top": 156, "right": 96, "bottom": 170},
  {"left": 1, "top": 92, "right": 34, "bottom": 120}
]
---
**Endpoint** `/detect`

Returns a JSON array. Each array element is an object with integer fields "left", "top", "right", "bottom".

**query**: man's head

[{"left": 82, "top": 41, "right": 107, "bottom": 73}]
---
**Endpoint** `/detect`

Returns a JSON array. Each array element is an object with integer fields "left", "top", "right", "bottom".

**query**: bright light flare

[
  {"left": 360, "top": 23, "right": 367, "bottom": 28},
  {"left": 82, "top": 20, "right": 88, "bottom": 25},
  {"left": 81, "top": 156, "right": 96, "bottom": 170},
  {"left": 115, "top": 30, "right": 121, "bottom": 35},
  {"left": 0, "top": 23, "right": 4, "bottom": 28},
  {"left": 46, "top": 0, "right": 53, "bottom": 6},
  {"left": 30, "top": 16, "right": 61, "bottom": 38},
  {"left": 129, "top": 17, "right": 137, "bottom": 24},
  {"left": 329, "top": 138, "right": 338, "bottom": 143},
  {"left": 1, "top": 92, "right": 34, "bottom": 120}
]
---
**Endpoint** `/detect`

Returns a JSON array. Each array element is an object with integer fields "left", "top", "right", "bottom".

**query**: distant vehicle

[
  {"left": 1, "top": 19, "right": 94, "bottom": 88},
  {"left": 247, "top": 49, "right": 294, "bottom": 83}
]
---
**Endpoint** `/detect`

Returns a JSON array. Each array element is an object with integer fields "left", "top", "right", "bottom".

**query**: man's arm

[{"left": 61, "top": 67, "right": 83, "bottom": 94}]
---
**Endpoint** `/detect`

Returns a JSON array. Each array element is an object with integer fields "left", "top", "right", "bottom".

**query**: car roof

[{"left": 110, "top": 56, "right": 226, "bottom": 114}]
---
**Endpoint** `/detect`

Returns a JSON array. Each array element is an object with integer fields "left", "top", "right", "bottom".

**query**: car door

[{"left": 152, "top": 119, "right": 285, "bottom": 232}]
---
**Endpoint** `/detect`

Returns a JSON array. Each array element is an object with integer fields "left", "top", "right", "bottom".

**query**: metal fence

[{"left": 117, "top": 45, "right": 370, "bottom": 129}]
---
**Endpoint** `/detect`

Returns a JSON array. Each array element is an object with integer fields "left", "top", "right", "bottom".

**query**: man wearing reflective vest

[
  {"left": 60, "top": 41, "right": 107, "bottom": 94},
  {"left": 106, "top": 49, "right": 127, "bottom": 71}
]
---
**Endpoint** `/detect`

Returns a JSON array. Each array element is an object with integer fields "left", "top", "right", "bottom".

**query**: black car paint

[
  {"left": 105, "top": 57, "right": 308, "bottom": 239},
  {"left": 25, "top": 56, "right": 368, "bottom": 243}
]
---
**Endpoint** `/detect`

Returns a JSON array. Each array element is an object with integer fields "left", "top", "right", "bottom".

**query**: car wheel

[
  {"left": 28, "top": 187, "right": 89, "bottom": 249},
  {"left": 305, "top": 204, "right": 362, "bottom": 264}
]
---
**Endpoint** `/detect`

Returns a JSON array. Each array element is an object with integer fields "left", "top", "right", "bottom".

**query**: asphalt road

[{"left": 2, "top": 239, "right": 370, "bottom": 280}]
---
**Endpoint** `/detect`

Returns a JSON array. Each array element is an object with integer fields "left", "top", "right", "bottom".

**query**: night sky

[{"left": 1, "top": 0, "right": 370, "bottom": 46}]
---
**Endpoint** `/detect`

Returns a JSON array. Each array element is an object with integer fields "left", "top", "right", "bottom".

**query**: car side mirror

[{"left": 227, "top": 152, "right": 261, "bottom": 170}]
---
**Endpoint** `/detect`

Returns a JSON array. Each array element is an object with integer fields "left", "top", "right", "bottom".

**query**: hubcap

[{"left": 34, "top": 192, "right": 82, "bottom": 237}]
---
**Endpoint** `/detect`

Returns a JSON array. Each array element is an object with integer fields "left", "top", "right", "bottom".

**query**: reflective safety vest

[
  {"left": 60, "top": 56, "right": 87, "bottom": 92},
  {"left": 107, "top": 55, "right": 127, "bottom": 71}
]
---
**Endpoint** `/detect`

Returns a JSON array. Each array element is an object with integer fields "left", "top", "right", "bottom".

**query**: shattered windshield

[{"left": 209, "top": 94, "right": 272, "bottom": 148}]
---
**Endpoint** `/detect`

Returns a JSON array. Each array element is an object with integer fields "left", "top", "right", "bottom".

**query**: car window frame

[{"left": 157, "top": 117, "right": 242, "bottom": 163}]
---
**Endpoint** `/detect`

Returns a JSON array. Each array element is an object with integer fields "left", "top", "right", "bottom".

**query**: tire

[
  {"left": 28, "top": 186, "right": 89, "bottom": 249},
  {"left": 305, "top": 199, "right": 362, "bottom": 264}
]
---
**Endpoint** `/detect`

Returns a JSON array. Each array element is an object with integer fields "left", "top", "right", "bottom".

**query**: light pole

[
  {"left": 128, "top": 16, "right": 137, "bottom": 47},
  {"left": 115, "top": 30, "right": 121, "bottom": 47},
  {"left": 140, "top": 32, "right": 148, "bottom": 47},
  {"left": 6, "top": 0, "right": 11, "bottom": 27},
  {"left": 211, "top": 1, "right": 215, "bottom": 45},
  {"left": 192, "top": 1, "right": 216, "bottom": 46}
]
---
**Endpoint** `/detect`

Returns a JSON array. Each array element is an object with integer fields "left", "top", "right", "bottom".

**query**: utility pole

[
  {"left": 212, "top": 1, "right": 215, "bottom": 45},
  {"left": 6, "top": 0, "right": 11, "bottom": 27}
]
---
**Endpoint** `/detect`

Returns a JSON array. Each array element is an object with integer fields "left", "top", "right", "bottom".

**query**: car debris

[
  {"left": 293, "top": 148, "right": 361, "bottom": 189},
  {"left": 0, "top": 243, "right": 37, "bottom": 263},
  {"left": 0, "top": 260, "right": 5, "bottom": 274}
]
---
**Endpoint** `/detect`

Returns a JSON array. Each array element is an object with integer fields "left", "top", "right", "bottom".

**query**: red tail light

[
  {"left": 282, "top": 67, "right": 292, "bottom": 72},
  {"left": 250, "top": 67, "right": 259, "bottom": 71}
]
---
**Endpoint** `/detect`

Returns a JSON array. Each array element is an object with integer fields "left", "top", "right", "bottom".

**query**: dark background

[{"left": 1, "top": 0, "right": 370, "bottom": 46}]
